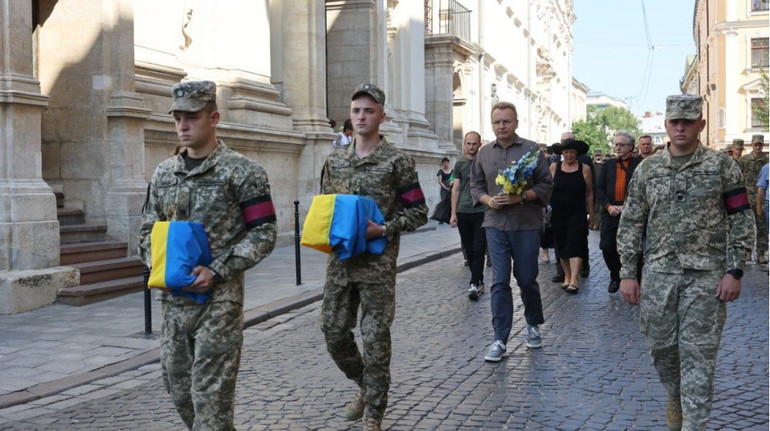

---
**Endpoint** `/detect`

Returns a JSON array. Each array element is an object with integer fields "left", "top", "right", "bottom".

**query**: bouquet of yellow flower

[{"left": 495, "top": 145, "right": 541, "bottom": 195}]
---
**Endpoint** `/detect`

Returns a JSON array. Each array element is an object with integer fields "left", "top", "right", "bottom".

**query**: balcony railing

[{"left": 425, "top": 0, "right": 471, "bottom": 44}]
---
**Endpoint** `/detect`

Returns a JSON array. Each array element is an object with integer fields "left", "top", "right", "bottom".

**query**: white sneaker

[
  {"left": 468, "top": 283, "right": 479, "bottom": 301},
  {"left": 526, "top": 325, "right": 542, "bottom": 349},
  {"left": 475, "top": 282, "right": 485, "bottom": 295},
  {"left": 484, "top": 340, "right": 506, "bottom": 362}
]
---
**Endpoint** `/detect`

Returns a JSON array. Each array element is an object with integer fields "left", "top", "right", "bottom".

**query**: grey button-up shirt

[{"left": 470, "top": 136, "right": 553, "bottom": 231}]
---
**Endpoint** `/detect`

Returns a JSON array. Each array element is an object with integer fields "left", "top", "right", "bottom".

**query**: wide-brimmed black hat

[{"left": 553, "top": 139, "right": 589, "bottom": 155}]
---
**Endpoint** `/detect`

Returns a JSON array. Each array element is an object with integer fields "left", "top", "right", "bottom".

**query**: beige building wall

[
  {"left": 571, "top": 78, "right": 589, "bottom": 123},
  {"left": 1, "top": 0, "right": 575, "bottom": 312},
  {"left": 425, "top": 0, "right": 575, "bottom": 148},
  {"left": 691, "top": 0, "right": 769, "bottom": 149}
]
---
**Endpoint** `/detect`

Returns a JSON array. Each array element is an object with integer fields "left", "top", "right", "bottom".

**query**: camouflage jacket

[
  {"left": 320, "top": 136, "right": 428, "bottom": 282},
  {"left": 139, "top": 141, "right": 277, "bottom": 304},
  {"left": 738, "top": 152, "right": 769, "bottom": 203},
  {"left": 617, "top": 143, "right": 755, "bottom": 278}
]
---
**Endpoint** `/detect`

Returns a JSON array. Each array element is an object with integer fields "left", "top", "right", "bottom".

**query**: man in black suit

[{"left": 596, "top": 131, "right": 642, "bottom": 293}]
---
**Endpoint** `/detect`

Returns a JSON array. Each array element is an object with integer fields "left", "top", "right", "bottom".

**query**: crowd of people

[
  {"left": 445, "top": 95, "right": 762, "bottom": 431},
  {"left": 139, "top": 81, "right": 763, "bottom": 431}
]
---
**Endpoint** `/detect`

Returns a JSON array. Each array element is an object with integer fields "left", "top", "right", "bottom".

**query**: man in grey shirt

[{"left": 470, "top": 101, "right": 554, "bottom": 361}]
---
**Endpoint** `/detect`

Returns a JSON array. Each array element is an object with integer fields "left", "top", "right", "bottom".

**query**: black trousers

[
  {"left": 600, "top": 213, "right": 642, "bottom": 282},
  {"left": 457, "top": 212, "right": 487, "bottom": 285}
]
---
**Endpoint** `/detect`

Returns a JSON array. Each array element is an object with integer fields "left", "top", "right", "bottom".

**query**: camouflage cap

[
  {"left": 665, "top": 94, "right": 702, "bottom": 120},
  {"left": 352, "top": 83, "right": 386, "bottom": 105},
  {"left": 751, "top": 134, "right": 765, "bottom": 144},
  {"left": 169, "top": 80, "right": 216, "bottom": 113},
  {"left": 732, "top": 138, "right": 744, "bottom": 149}
]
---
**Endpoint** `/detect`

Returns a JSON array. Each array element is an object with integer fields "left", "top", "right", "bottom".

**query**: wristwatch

[
  {"left": 726, "top": 268, "right": 743, "bottom": 280},
  {"left": 520, "top": 191, "right": 527, "bottom": 204}
]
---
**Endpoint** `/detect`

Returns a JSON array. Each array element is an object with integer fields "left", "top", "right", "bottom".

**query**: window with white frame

[
  {"left": 751, "top": 38, "right": 769, "bottom": 68},
  {"left": 752, "top": 0, "right": 769, "bottom": 11}
]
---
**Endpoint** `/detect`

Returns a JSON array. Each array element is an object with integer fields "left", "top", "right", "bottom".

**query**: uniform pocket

[
  {"left": 192, "top": 180, "right": 228, "bottom": 217},
  {"left": 157, "top": 178, "right": 179, "bottom": 217},
  {"left": 325, "top": 161, "right": 352, "bottom": 194}
]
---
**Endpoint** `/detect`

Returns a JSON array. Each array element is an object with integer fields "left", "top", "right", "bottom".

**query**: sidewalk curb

[{"left": 0, "top": 243, "right": 461, "bottom": 410}]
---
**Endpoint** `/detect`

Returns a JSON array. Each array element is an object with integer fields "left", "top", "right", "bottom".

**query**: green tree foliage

[
  {"left": 571, "top": 105, "right": 642, "bottom": 155},
  {"left": 753, "top": 68, "right": 769, "bottom": 131},
  {"left": 571, "top": 121, "right": 610, "bottom": 154}
]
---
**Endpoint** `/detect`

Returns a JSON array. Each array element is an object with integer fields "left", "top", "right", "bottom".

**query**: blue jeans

[{"left": 486, "top": 227, "right": 544, "bottom": 345}]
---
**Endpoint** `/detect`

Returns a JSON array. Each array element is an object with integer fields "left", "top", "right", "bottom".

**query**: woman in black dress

[
  {"left": 549, "top": 140, "right": 594, "bottom": 293},
  {"left": 437, "top": 157, "right": 452, "bottom": 200},
  {"left": 430, "top": 157, "right": 453, "bottom": 223}
]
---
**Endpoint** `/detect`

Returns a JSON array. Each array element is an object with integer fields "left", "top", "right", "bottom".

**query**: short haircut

[
  {"left": 343, "top": 119, "right": 353, "bottom": 132},
  {"left": 491, "top": 101, "right": 517, "bottom": 118},
  {"left": 614, "top": 131, "right": 635, "bottom": 147},
  {"left": 441, "top": 157, "right": 450, "bottom": 163},
  {"left": 638, "top": 134, "right": 652, "bottom": 142},
  {"left": 464, "top": 131, "right": 481, "bottom": 142},
  {"left": 202, "top": 101, "right": 218, "bottom": 114}
]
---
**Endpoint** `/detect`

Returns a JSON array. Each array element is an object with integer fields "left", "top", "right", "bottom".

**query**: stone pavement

[
  {"left": 0, "top": 221, "right": 460, "bottom": 409},
  {"left": 0, "top": 229, "right": 766, "bottom": 430}
]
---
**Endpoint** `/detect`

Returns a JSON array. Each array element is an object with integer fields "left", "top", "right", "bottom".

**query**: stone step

[
  {"left": 57, "top": 208, "right": 85, "bottom": 226},
  {"left": 60, "top": 224, "right": 108, "bottom": 244},
  {"left": 60, "top": 241, "right": 129, "bottom": 265},
  {"left": 71, "top": 256, "right": 145, "bottom": 285},
  {"left": 57, "top": 275, "right": 145, "bottom": 306},
  {"left": 54, "top": 192, "right": 64, "bottom": 209}
]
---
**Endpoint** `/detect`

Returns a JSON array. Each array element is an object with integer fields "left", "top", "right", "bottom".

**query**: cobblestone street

[{"left": 0, "top": 234, "right": 767, "bottom": 430}]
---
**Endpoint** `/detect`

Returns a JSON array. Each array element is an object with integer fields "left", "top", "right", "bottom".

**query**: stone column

[
  {"left": 326, "top": 0, "right": 381, "bottom": 127},
  {"left": 104, "top": 0, "right": 152, "bottom": 256},
  {"left": 424, "top": 37, "right": 456, "bottom": 147},
  {"left": 0, "top": 0, "right": 78, "bottom": 313},
  {"left": 277, "top": 0, "right": 335, "bottom": 203},
  {"left": 391, "top": 0, "right": 440, "bottom": 149}
]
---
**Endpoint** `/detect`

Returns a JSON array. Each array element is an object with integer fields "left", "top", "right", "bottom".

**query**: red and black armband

[
  {"left": 398, "top": 182, "right": 426, "bottom": 209},
  {"left": 723, "top": 187, "right": 750, "bottom": 215},
  {"left": 240, "top": 195, "right": 277, "bottom": 229}
]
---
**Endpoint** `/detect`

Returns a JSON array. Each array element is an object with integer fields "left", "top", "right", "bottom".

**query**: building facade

[
  {"left": 639, "top": 111, "right": 667, "bottom": 148},
  {"left": 0, "top": 0, "right": 575, "bottom": 313},
  {"left": 685, "top": 0, "right": 769, "bottom": 149},
  {"left": 586, "top": 91, "right": 630, "bottom": 111}
]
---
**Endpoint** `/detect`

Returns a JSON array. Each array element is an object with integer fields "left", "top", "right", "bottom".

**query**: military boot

[
  {"left": 344, "top": 387, "right": 365, "bottom": 420},
  {"left": 666, "top": 396, "right": 682, "bottom": 431},
  {"left": 363, "top": 416, "right": 382, "bottom": 431}
]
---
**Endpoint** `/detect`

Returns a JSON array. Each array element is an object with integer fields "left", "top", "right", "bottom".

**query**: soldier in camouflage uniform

[
  {"left": 738, "top": 134, "right": 768, "bottom": 263},
  {"left": 730, "top": 138, "right": 744, "bottom": 162},
  {"left": 617, "top": 95, "right": 754, "bottom": 431},
  {"left": 320, "top": 83, "right": 428, "bottom": 431},
  {"left": 139, "top": 81, "right": 277, "bottom": 430}
]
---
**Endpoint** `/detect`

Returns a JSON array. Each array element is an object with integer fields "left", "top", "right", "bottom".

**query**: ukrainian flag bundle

[
  {"left": 301, "top": 194, "right": 387, "bottom": 260},
  {"left": 148, "top": 221, "right": 213, "bottom": 304}
]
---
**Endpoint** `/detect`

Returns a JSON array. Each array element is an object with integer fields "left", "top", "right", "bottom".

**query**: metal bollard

[{"left": 294, "top": 200, "right": 302, "bottom": 285}]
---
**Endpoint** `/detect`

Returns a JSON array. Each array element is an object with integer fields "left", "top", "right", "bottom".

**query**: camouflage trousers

[
  {"left": 639, "top": 269, "right": 726, "bottom": 431},
  {"left": 321, "top": 278, "right": 396, "bottom": 420},
  {"left": 161, "top": 300, "right": 244, "bottom": 430}
]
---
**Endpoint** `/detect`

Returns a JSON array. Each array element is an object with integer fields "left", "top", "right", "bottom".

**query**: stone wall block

[{"left": 0, "top": 267, "right": 79, "bottom": 314}]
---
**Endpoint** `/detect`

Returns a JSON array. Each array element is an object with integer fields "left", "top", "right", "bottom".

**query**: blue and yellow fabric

[
  {"left": 148, "top": 221, "right": 213, "bottom": 304},
  {"left": 301, "top": 194, "right": 387, "bottom": 260}
]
